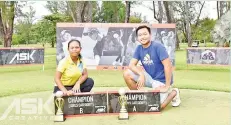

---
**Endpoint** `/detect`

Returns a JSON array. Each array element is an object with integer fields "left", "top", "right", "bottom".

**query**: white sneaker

[{"left": 171, "top": 88, "right": 181, "bottom": 107}]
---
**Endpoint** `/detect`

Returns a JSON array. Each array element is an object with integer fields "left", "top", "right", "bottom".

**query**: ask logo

[
  {"left": 9, "top": 50, "right": 36, "bottom": 64},
  {"left": 149, "top": 106, "right": 159, "bottom": 112},
  {"left": 95, "top": 106, "right": 106, "bottom": 113}
]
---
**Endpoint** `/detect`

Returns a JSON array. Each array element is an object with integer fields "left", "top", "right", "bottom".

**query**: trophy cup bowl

[
  {"left": 119, "top": 88, "right": 126, "bottom": 96},
  {"left": 118, "top": 88, "right": 129, "bottom": 120},
  {"left": 54, "top": 91, "right": 65, "bottom": 122},
  {"left": 55, "top": 91, "right": 63, "bottom": 98}
]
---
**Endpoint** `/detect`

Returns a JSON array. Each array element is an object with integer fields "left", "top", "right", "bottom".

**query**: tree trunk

[
  {"left": 183, "top": 22, "right": 187, "bottom": 43},
  {"left": 67, "top": 2, "right": 77, "bottom": 22},
  {"left": 51, "top": 41, "right": 54, "bottom": 48},
  {"left": 220, "top": 1, "right": 224, "bottom": 18},
  {"left": 81, "top": 1, "right": 88, "bottom": 22},
  {"left": 217, "top": 1, "right": 220, "bottom": 19},
  {"left": 0, "top": 8, "right": 5, "bottom": 40},
  {"left": 158, "top": 1, "right": 163, "bottom": 23},
  {"left": 163, "top": 1, "right": 170, "bottom": 23},
  {"left": 125, "top": 1, "right": 130, "bottom": 23},
  {"left": 195, "top": 1, "right": 205, "bottom": 27},
  {"left": 76, "top": 1, "right": 85, "bottom": 22},
  {"left": 185, "top": 1, "right": 192, "bottom": 47},
  {"left": 88, "top": 1, "right": 92, "bottom": 22},
  {"left": 228, "top": 1, "right": 230, "bottom": 11},
  {"left": 1, "top": 1, "right": 15, "bottom": 47},
  {"left": 152, "top": 1, "right": 159, "bottom": 23}
]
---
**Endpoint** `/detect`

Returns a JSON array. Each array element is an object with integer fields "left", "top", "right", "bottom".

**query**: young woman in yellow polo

[{"left": 54, "top": 39, "right": 94, "bottom": 96}]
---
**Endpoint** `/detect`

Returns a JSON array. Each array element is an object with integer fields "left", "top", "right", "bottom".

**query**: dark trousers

[
  {"left": 53, "top": 78, "right": 94, "bottom": 93},
  {"left": 115, "top": 47, "right": 123, "bottom": 62}
]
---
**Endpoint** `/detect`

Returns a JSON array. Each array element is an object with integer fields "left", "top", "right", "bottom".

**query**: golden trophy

[
  {"left": 118, "top": 88, "right": 129, "bottom": 120},
  {"left": 54, "top": 91, "right": 65, "bottom": 122}
]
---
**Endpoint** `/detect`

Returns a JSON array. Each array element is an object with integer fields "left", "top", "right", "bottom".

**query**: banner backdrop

[
  {"left": 187, "top": 47, "right": 231, "bottom": 66},
  {"left": 56, "top": 23, "right": 176, "bottom": 69},
  {"left": 0, "top": 48, "right": 44, "bottom": 66}
]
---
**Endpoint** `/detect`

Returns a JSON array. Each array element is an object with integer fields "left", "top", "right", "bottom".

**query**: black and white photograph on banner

[
  {"left": 187, "top": 49, "right": 201, "bottom": 64},
  {"left": 0, "top": 48, "right": 44, "bottom": 65},
  {"left": 216, "top": 49, "right": 230, "bottom": 65},
  {"left": 56, "top": 24, "right": 176, "bottom": 67},
  {"left": 56, "top": 27, "right": 84, "bottom": 64},
  {"left": 97, "top": 27, "right": 129, "bottom": 66},
  {"left": 155, "top": 28, "right": 176, "bottom": 66},
  {"left": 122, "top": 27, "right": 141, "bottom": 66},
  {"left": 81, "top": 27, "right": 108, "bottom": 66}
]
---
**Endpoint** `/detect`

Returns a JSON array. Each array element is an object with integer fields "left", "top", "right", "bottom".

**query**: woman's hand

[
  {"left": 61, "top": 89, "right": 73, "bottom": 96},
  {"left": 72, "top": 82, "right": 81, "bottom": 93}
]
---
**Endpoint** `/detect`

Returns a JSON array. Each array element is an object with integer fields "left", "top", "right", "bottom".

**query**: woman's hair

[{"left": 67, "top": 39, "right": 82, "bottom": 59}]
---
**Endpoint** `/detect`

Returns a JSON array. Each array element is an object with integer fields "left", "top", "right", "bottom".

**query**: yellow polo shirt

[{"left": 57, "top": 56, "right": 86, "bottom": 86}]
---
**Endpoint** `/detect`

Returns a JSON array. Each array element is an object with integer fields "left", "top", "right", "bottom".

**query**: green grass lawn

[
  {"left": 0, "top": 43, "right": 230, "bottom": 125},
  {"left": 0, "top": 43, "right": 230, "bottom": 97}
]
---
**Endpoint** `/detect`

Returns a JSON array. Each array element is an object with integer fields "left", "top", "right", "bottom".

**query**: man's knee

[{"left": 123, "top": 69, "right": 132, "bottom": 79}]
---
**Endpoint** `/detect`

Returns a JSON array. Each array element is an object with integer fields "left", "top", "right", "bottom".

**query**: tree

[
  {"left": 0, "top": 1, "right": 15, "bottom": 47},
  {"left": 184, "top": 1, "right": 192, "bottom": 47},
  {"left": 92, "top": 2, "right": 104, "bottom": 23},
  {"left": 101, "top": 1, "right": 125, "bottom": 23},
  {"left": 129, "top": 12, "right": 142, "bottom": 23},
  {"left": 45, "top": 1, "right": 69, "bottom": 15},
  {"left": 125, "top": 1, "right": 142, "bottom": 23},
  {"left": 125, "top": 1, "right": 131, "bottom": 23},
  {"left": 217, "top": 1, "right": 230, "bottom": 19},
  {"left": 217, "top": 1, "right": 220, "bottom": 19},
  {"left": 32, "top": 14, "right": 72, "bottom": 47},
  {"left": 67, "top": 1, "right": 95, "bottom": 22},
  {"left": 144, "top": 1, "right": 164, "bottom": 23},
  {"left": 212, "top": 10, "right": 231, "bottom": 47},
  {"left": 191, "top": 18, "right": 216, "bottom": 43},
  {"left": 15, "top": 5, "right": 36, "bottom": 45},
  {"left": 171, "top": 1, "right": 205, "bottom": 46}
]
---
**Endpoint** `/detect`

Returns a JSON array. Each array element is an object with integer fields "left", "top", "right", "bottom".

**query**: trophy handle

[
  {"left": 55, "top": 98, "right": 64, "bottom": 113},
  {"left": 59, "top": 98, "right": 64, "bottom": 110}
]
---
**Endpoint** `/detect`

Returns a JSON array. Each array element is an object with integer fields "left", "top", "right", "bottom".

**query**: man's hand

[
  {"left": 154, "top": 85, "right": 170, "bottom": 92},
  {"left": 72, "top": 82, "right": 81, "bottom": 93},
  {"left": 137, "top": 74, "right": 145, "bottom": 90}
]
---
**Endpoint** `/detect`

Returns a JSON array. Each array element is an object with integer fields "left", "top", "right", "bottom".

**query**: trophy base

[
  {"left": 118, "top": 112, "right": 129, "bottom": 120},
  {"left": 54, "top": 115, "right": 66, "bottom": 122}
]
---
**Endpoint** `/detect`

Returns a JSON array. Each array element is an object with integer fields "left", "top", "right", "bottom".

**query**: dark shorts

[{"left": 53, "top": 78, "right": 94, "bottom": 93}]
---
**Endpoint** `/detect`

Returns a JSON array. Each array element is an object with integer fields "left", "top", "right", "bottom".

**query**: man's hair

[{"left": 135, "top": 25, "right": 151, "bottom": 36}]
